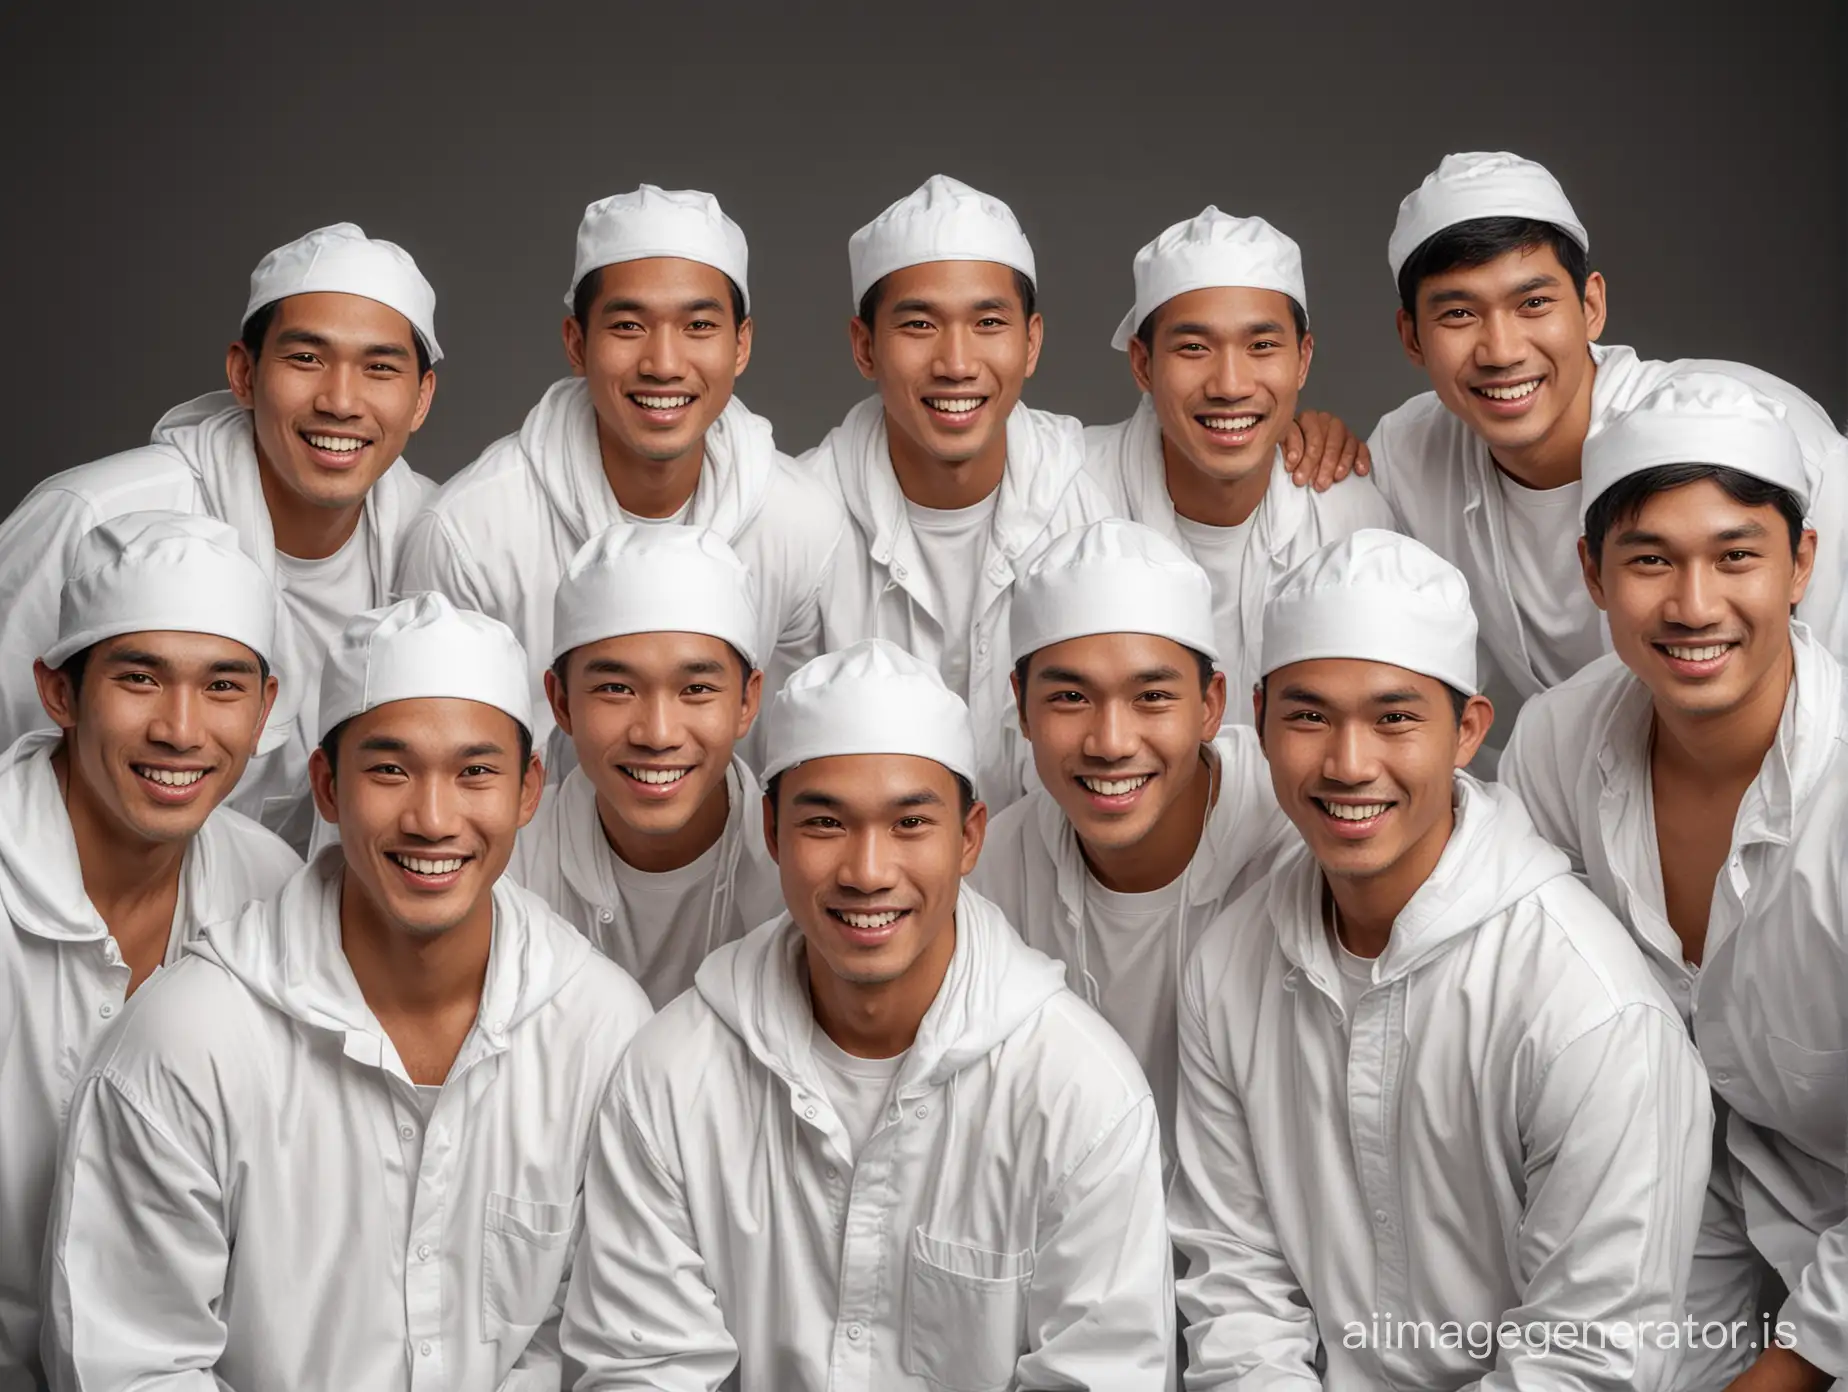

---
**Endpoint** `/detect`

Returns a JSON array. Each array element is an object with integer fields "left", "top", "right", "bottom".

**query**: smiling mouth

[
  {"left": 1659, "top": 642, "right": 1734, "bottom": 661},
  {"left": 1471, "top": 379, "right": 1541, "bottom": 402},
  {"left": 1078, "top": 773, "right": 1152, "bottom": 796},
  {"left": 301, "top": 431, "right": 371, "bottom": 453},
  {"left": 1319, "top": 799, "right": 1392, "bottom": 821},
  {"left": 629, "top": 392, "right": 695, "bottom": 410},
  {"left": 922, "top": 395, "right": 987, "bottom": 419},
  {"left": 1197, "top": 413, "right": 1261, "bottom": 433},
  {"left": 387, "top": 852, "right": 470, "bottom": 878},
  {"left": 134, "top": 764, "right": 209, "bottom": 788},
  {"left": 621, "top": 765, "right": 692, "bottom": 787}
]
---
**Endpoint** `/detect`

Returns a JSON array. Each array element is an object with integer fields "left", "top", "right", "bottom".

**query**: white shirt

[
  {"left": 1079, "top": 871, "right": 1184, "bottom": 1127},
  {"left": 1173, "top": 510, "right": 1258, "bottom": 690},
  {"left": 807, "top": 1022, "right": 907, "bottom": 1166},
  {"left": 1493, "top": 468, "right": 1607, "bottom": 687},
  {"left": 1328, "top": 921, "right": 1374, "bottom": 1021},
  {"left": 0, "top": 731, "right": 299, "bottom": 1392},
  {"left": 904, "top": 488, "right": 999, "bottom": 700},
  {"left": 620, "top": 497, "right": 694, "bottom": 527},
  {"left": 275, "top": 522, "right": 378, "bottom": 821},
  {"left": 41, "top": 852, "right": 653, "bottom": 1392},
  {"left": 561, "top": 888, "right": 1174, "bottom": 1391},
  {"left": 1501, "top": 623, "right": 1848, "bottom": 1379},
  {"left": 1171, "top": 776, "right": 1712, "bottom": 1391}
]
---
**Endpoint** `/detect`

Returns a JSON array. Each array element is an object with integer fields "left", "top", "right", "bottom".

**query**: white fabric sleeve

[
  {"left": 560, "top": 1069, "right": 737, "bottom": 1391},
  {"left": 42, "top": 1071, "right": 231, "bottom": 1392},
  {"left": 1361, "top": 417, "right": 1408, "bottom": 530},
  {"left": 1014, "top": 1095, "right": 1173, "bottom": 1391},
  {"left": 392, "top": 505, "right": 493, "bottom": 612},
  {"left": 1168, "top": 951, "right": 1323, "bottom": 1389},
  {"left": 1497, "top": 699, "right": 1586, "bottom": 873},
  {"left": 1781, "top": 1213, "right": 1848, "bottom": 1380},
  {"left": 0, "top": 486, "right": 101, "bottom": 748}
]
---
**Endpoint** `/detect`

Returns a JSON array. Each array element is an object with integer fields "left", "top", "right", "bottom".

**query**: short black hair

[
  {"left": 58, "top": 644, "right": 273, "bottom": 700},
  {"left": 1583, "top": 462, "right": 1806, "bottom": 561},
  {"left": 549, "top": 642, "right": 757, "bottom": 691},
  {"left": 571, "top": 266, "right": 748, "bottom": 335},
  {"left": 1133, "top": 295, "right": 1309, "bottom": 352},
  {"left": 1395, "top": 216, "right": 1591, "bottom": 319},
  {"left": 317, "top": 715, "right": 535, "bottom": 779},
  {"left": 1012, "top": 646, "right": 1218, "bottom": 715},
  {"left": 857, "top": 268, "right": 1036, "bottom": 327},
  {"left": 763, "top": 767, "right": 977, "bottom": 829},
  {"left": 240, "top": 299, "right": 433, "bottom": 378},
  {"left": 1255, "top": 673, "right": 1471, "bottom": 730}
]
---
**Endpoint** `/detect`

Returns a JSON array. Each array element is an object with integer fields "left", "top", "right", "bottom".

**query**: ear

[
  {"left": 1396, "top": 308, "right": 1424, "bottom": 368},
  {"left": 1581, "top": 271, "right": 1608, "bottom": 343},
  {"left": 1454, "top": 694, "right": 1495, "bottom": 770},
  {"left": 544, "top": 666, "right": 574, "bottom": 739},
  {"left": 1128, "top": 335, "right": 1155, "bottom": 395},
  {"left": 250, "top": 673, "right": 281, "bottom": 753},
  {"left": 32, "top": 658, "right": 78, "bottom": 732},
  {"left": 1790, "top": 528, "right": 1819, "bottom": 608},
  {"left": 1296, "top": 331, "right": 1315, "bottom": 389},
  {"left": 562, "top": 314, "right": 588, "bottom": 376},
  {"left": 733, "top": 316, "right": 754, "bottom": 378},
  {"left": 408, "top": 368, "right": 436, "bottom": 434},
  {"left": 1200, "top": 669, "right": 1228, "bottom": 739},
  {"left": 308, "top": 744, "right": 339, "bottom": 825},
  {"left": 515, "top": 752, "right": 545, "bottom": 830},
  {"left": 1022, "top": 312, "right": 1045, "bottom": 380},
  {"left": 225, "top": 340, "right": 258, "bottom": 407},
  {"left": 1578, "top": 535, "right": 1609, "bottom": 612},
  {"left": 957, "top": 798, "right": 989, "bottom": 877},
  {"left": 849, "top": 316, "right": 877, "bottom": 382},
  {"left": 1251, "top": 682, "right": 1267, "bottom": 749},
  {"left": 736, "top": 667, "right": 765, "bottom": 739},
  {"left": 760, "top": 788, "right": 780, "bottom": 864},
  {"left": 1011, "top": 668, "right": 1030, "bottom": 740}
]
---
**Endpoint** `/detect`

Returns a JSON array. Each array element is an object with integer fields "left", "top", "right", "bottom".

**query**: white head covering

[
  {"left": 1011, "top": 519, "right": 1219, "bottom": 664},
  {"left": 1580, "top": 371, "right": 1810, "bottom": 524},
  {"left": 1110, "top": 208, "right": 1307, "bottom": 351},
  {"left": 318, "top": 592, "right": 531, "bottom": 742},
  {"left": 1261, "top": 529, "right": 1478, "bottom": 693},
  {"left": 848, "top": 174, "right": 1036, "bottom": 309},
  {"left": 44, "top": 511, "right": 278, "bottom": 669},
  {"left": 763, "top": 639, "right": 976, "bottom": 785},
  {"left": 243, "top": 222, "right": 442, "bottom": 363},
  {"left": 551, "top": 523, "right": 761, "bottom": 666},
  {"left": 565, "top": 184, "right": 751, "bottom": 314},
  {"left": 1387, "top": 152, "right": 1589, "bottom": 283}
]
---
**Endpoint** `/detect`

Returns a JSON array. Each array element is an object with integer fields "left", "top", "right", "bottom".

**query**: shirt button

[
  {"left": 977, "top": 640, "right": 989, "bottom": 655},
  {"left": 805, "top": 1105, "right": 818, "bottom": 1120},
  {"left": 417, "top": 1243, "right": 433, "bottom": 1261},
  {"left": 99, "top": 1003, "right": 114, "bottom": 1018},
  {"left": 419, "top": 1341, "right": 433, "bottom": 1357},
  {"left": 893, "top": 564, "right": 908, "bottom": 580},
  {"left": 598, "top": 908, "right": 614, "bottom": 923},
  {"left": 914, "top": 1105, "right": 928, "bottom": 1119},
  {"left": 847, "top": 1323, "right": 864, "bottom": 1341},
  {"left": 887, "top": 1104, "right": 900, "bottom": 1122},
  {"left": 1374, "top": 1209, "right": 1389, "bottom": 1225},
  {"left": 399, "top": 1124, "right": 416, "bottom": 1141},
  {"left": 1713, "top": 1070, "right": 1730, "bottom": 1085},
  {"left": 825, "top": 1167, "right": 839, "bottom": 1182}
]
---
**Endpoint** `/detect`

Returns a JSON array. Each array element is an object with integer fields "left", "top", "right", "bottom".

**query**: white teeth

[
  {"left": 839, "top": 910, "right": 902, "bottom": 929},
  {"left": 1323, "top": 801, "right": 1390, "bottom": 822},
  {"left": 1664, "top": 643, "right": 1731, "bottom": 662},
  {"left": 924, "top": 397, "right": 984, "bottom": 413},
  {"left": 1201, "top": 415, "right": 1259, "bottom": 431},
  {"left": 1079, "top": 774, "right": 1151, "bottom": 796},
  {"left": 304, "top": 433, "right": 366, "bottom": 452},
  {"left": 392, "top": 854, "right": 465, "bottom": 876},
  {"left": 1477, "top": 380, "right": 1540, "bottom": 401},
  {"left": 623, "top": 766, "right": 690, "bottom": 786},
  {"left": 632, "top": 393, "right": 694, "bottom": 409},
  {"left": 137, "top": 766, "right": 206, "bottom": 788}
]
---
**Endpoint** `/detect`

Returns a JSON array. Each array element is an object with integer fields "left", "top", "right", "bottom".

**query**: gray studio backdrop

[{"left": 3, "top": 2, "right": 1843, "bottom": 514}]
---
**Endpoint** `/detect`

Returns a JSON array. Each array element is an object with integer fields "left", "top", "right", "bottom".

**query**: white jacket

[
  {"left": 561, "top": 887, "right": 1173, "bottom": 1391},
  {"left": 42, "top": 851, "right": 653, "bottom": 1392},
  {"left": 1083, "top": 397, "right": 1398, "bottom": 718},
  {"left": 507, "top": 756, "right": 783, "bottom": 1010},
  {"left": 1501, "top": 624, "right": 1848, "bottom": 1381},
  {"left": 969, "top": 729, "right": 1292, "bottom": 1152},
  {"left": 805, "top": 397, "right": 1117, "bottom": 810},
  {"left": 1171, "top": 776, "right": 1712, "bottom": 1390},
  {"left": 0, "top": 731, "right": 298, "bottom": 1392},
  {"left": 1368, "top": 343, "right": 1848, "bottom": 737},
  {"left": 395, "top": 379, "right": 849, "bottom": 764},
  {"left": 0, "top": 392, "right": 435, "bottom": 848}
]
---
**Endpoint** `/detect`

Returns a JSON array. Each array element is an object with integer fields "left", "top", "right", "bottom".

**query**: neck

[
  {"left": 597, "top": 770, "right": 731, "bottom": 875},
  {"left": 596, "top": 414, "right": 705, "bottom": 519},
  {"left": 886, "top": 413, "right": 1006, "bottom": 511},
  {"left": 338, "top": 872, "right": 493, "bottom": 1018},
  {"left": 1161, "top": 433, "right": 1273, "bottom": 528},
  {"left": 254, "top": 439, "right": 365, "bottom": 560},
  {"left": 1324, "top": 796, "right": 1457, "bottom": 959},
  {"left": 807, "top": 911, "right": 956, "bottom": 1059},
  {"left": 1484, "top": 352, "right": 1598, "bottom": 491},
  {"left": 54, "top": 743, "right": 188, "bottom": 924},
  {"left": 1651, "top": 641, "right": 1794, "bottom": 785},
  {"left": 1081, "top": 745, "right": 1217, "bottom": 894}
]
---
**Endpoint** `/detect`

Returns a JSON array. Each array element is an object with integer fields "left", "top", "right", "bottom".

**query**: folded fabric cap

[
  {"left": 1260, "top": 529, "right": 1478, "bottom": 693},
  {"left": 763, "top": 639, "right": 976, "bottom": 786},
  {"left": 1581, "top": 371, "right": 1809, "bottom": 525},
  {"left": 244, "top": 222, "right": 442, "bottom": 364},
  {"left": 44, "top": 511, "right": 279, "bottom": 669},
  {"left": 565, "top": 184, "right": 750, "bottom": 314},
  {"left": 1387, "top": 151, "right": 1588, "bottom": 283},
  {"left": 552, "top": 523, "right": 762, "bottom": 666},
  {"left": 848, "top": 174, "right": 1036, "bottom": 309},
  {"left": 1011, "top": 519, "right": 1219, "bottom": 665},
  {"left": 1111, "top": 207, "right": 1307, "bottom": 351},
  {"left": 318, "top": 592, "right": 531, "bottom": 743}
]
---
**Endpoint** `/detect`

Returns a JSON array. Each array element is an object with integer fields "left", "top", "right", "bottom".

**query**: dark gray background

[{"left": 4, "top": 1, "right": 1842, "bottom": 513}]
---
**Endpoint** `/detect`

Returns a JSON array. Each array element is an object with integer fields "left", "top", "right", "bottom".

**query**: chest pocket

[
  {"left": 481, "top": 1191, "right": 576, "bottom": 1340},
  {"left": 902, "top": 1227, "right": 1034, "bottom": 1391},
  {"left": 1765, "top": 1036, "right": 1848, "bottom": 1161}
]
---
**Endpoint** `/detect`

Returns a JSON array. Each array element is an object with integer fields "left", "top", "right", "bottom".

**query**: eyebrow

[
  {"left": 787, "top": 787, "right": 945, "bottom": 811},
  {"left": 99, "top": 648, "right": 168, "bottom": 671},
  {"left": 1277, "top": 685, "right": 1427, "bottom": 707},
  {"left": 600, "top": 296, "right": 724, "bottom": 317},
  {"left": 1030, "top": 665, "right": 1093, "bottom": 687},
  {"left": 1615, "top": 520, "right": 1771, "bottom": 547},
  {"left": 888, "top": 296, "right": 1016, "bottom": 317},
  {"left": 459, "top": 742, "right": 507, "bottom": 759},
  {"left": 273, "top": 327, "right": 410, "bottom": 358},
  {"left": 357, "top": 735, "right": 411, "bottom": 753},
  {"left": 209, "top": 658, "right": 260, "bottom": 676},
  {"left": 1509, "top": 274, "right": 1561, "bottom": 295}
]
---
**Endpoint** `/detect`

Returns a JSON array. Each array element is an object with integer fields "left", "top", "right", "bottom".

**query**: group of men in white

[{"left": 0, "top": 146, "right": 1841, "bottom": 1392}]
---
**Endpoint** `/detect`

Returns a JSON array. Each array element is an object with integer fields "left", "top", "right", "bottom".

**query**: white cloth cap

[
  {"left": 44, "top": 511, "right": 278, "bottom": 669},
  {"left": 1110, "top": 208, "right": 1307, "bottom": 351},
  {"left": 848, "top": 174, "right": 1036, "bottom": 309},
  {"left": 763, "top": 639, "right": 976, "bottom": 786},
  {"left": 552, "top": 523, "right": 761, "bottom": 666},
  {"left": 566, "top": 185, "right": 750, "bottom": 314},
  {"left": 1261, "top": 529, "right": 1478, "bottom": 693},
  {"left": 1387, "top": 152, "right": 1589, "bottom": 282},
  {"left": 318, "top": 592, "right": 531, "bottom": 742},
  {"left": 1581, "top": 371, "right": 1810, "bottom": 523},
  {"left": 1011, "top": 519, "right": 1219, "bottom": 664},
  {"left": 244, "top": 222, "right": 441, "bottom": 363}
]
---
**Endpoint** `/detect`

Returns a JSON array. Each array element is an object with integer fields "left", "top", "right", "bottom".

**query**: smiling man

[
  {"left": 1502, "top": 375, "right": 1848, "bottom": 1392},
  {"left": 0, "top": 513, "right": 299, "bottom": 1392},
  {"left": 562, "top": 638, "right": 1172, "bottom": 1390},
  {"left": 1170, "top": 529, "right": 1711, "bottom": 1389},
  {"left": 1085, "top": 209, "right": 1396, "bottom": 713},
  {"left": 42, "top": 593, "right": 652, "bottom": 1391},
  {"left": 398, "top": 185, "right": 847, "bottom": 767},
  {"left": 0, "top": 223, "right": 440, "bottom": 850},
  {"left": 511, "top": 523, "right": 781, "bottom": 1007},
  {"left": 971, "top": 519, "right": 1289, "bottom": 1152}
]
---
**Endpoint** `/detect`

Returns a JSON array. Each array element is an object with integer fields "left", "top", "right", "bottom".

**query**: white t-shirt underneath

[
  {"left": 1493, "top": 470, "right": 1604, "bottom": 687},
  {"left": 809, "top": 1021, "right": 907, "bottom": 1165},
  {"left": 905, "top": 489, "right": 999, "bottom": 700},
  {"left": 275, "top": 523, "right": 377, "bottom": 667},
  {"left": 1328, "top": 922, "right": 1377, "bottom": 1020},
  {"left": 605, "top": 834, "right": 725, "bottom": 998},
  {"left": 1173, "top": 510, "right": 1259, "bottom": 676},
  {"left": 1080, "top": 871, "right": 1187, "bottom": 1134},
  {"left": 620, "top": 497, "right": 694, "bottom": 527}
]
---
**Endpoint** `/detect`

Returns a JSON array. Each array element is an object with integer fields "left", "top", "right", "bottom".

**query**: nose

[
  {"left": 401, "top": 772, "right": 463, "bottom": 844},
  {"left": 836, "top": 826, "right": 897, "bottom": 896},
  {"left": 1665, "top": 560, "right": 1726, "bottom": 631},
  {"left": 1473, "top": 309, "right": 1524, "bottom": 372},
  {"left": 628, "top": 692, "right": 679, "bottom": 753},
  {"left": 1209, "top": 347, "right": 1254, "bottom": 403},
  {"left": 146, "top": 684, "right": 206, "bottom": 754},
  {"left": 932, "top": 324, "right": 977, "bottom": 382},
  {"left": 639, "top": 328, "right": 687, "bottom": 381},
  {"left": 1081, "top": 699, "right": 1139, "bottom": 764},
  {"left": 314, "top": 360, "right": 363, "bottom": 420},
  {"left": 1321, "top": 719, "right": 1380, "bottom": 790}
]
